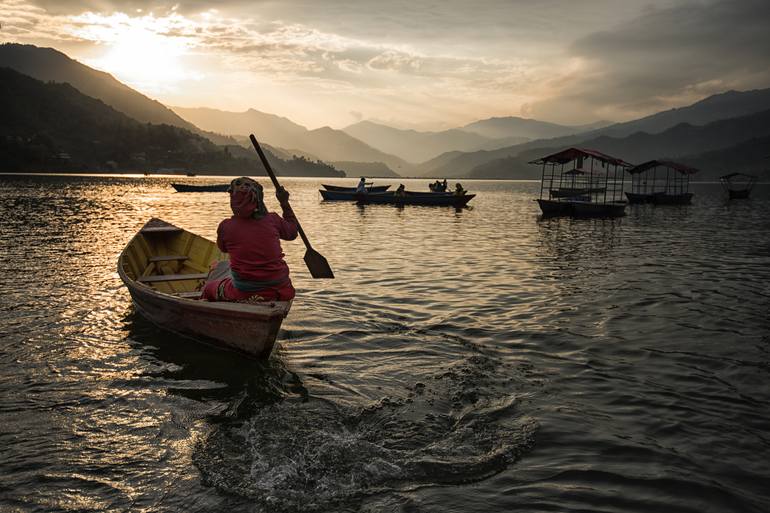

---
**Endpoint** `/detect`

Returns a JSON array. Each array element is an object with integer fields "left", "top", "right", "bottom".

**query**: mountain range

[
  {"left": 0, "top": 66, "right": 343, "bottom": 176},
  {"left": 1, "top": 42, "right": 769, "bottom": 180},
  {"left": 172, "top": 106, "right": 413, "bottom": 174},
  {"left": 414, "top": 88, "right": 770, "bottom": 179},
  {"left": 466, "top": 108, "right": 770, "bottom": 180}
]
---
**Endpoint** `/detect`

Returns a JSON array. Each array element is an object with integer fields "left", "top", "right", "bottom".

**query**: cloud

[{"left": 529, "top": 0, "right": 770, "bottom": 123}]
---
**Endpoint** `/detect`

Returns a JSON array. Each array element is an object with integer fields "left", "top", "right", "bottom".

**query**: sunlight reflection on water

[{"left": 1, "top": 175, "right": 769, "bottom": 512}]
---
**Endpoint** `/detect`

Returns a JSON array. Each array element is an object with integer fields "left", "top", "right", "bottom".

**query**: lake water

[{"left": 0, "top": 174, "right": 769, "bottom": 512}]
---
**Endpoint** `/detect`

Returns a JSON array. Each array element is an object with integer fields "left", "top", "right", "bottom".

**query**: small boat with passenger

[
  {"left": 319, "top": 182, "right": 391, "bottom": 200},
  {"left": 171, "top": 183, "right": 229, "bottom": 193},
  {"left": 321, "top": 183, "right": 391, "bottom": 193},
  {"left": 118, "top": 218, "right": 291, "bottom": 358}
]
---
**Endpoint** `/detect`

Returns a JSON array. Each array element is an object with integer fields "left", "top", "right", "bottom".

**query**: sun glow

[{"left": 69, "top": 12, "right": 202, "bottom": 94}]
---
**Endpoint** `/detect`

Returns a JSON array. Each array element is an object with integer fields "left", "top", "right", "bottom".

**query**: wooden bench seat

[
  {"left": 148, "top": 255, "right": 189, "bottom": 262},
  {"left": 140, "top": 226, "right": 183, "bottom": 234},
  {"left": 173, "top": 291, "right": 203, "bottom": 298},
  {"left": 138, "top": 273, "right": 208, "bottom": 283}
]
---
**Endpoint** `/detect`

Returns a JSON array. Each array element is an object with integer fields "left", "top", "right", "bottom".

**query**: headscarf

[{"left": 228, "top": 176, "right": 268, "bottom": 219}]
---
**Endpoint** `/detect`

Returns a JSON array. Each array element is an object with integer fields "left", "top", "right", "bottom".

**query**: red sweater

[{"left": 216, "top": 206, "right": 298, "bottom": 283}]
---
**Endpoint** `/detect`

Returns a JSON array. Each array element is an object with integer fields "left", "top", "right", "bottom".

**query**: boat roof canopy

[
  {"left": 529, "top": 147, "right": 632, "bottom": 167},
  {"left": 628, "top": 160, "right": 699, "bottom": 175}
]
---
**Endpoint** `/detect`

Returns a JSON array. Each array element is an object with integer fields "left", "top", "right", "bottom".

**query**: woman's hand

[{"left": 276, "top": 186, "right": 290, "bottom": 205}]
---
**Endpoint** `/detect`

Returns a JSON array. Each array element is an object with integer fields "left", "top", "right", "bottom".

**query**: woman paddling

[{"left": 201, "top": 176, "right": 298, "bottom": 302}]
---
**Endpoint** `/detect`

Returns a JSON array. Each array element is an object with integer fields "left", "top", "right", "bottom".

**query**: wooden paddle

[{"left": 249, "top": 134, "right": 334, "bottom": 279}]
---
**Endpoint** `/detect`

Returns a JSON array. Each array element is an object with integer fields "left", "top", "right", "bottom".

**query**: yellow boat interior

[{"left": 120, "top": 219, "right": 224, "bottom": 298}]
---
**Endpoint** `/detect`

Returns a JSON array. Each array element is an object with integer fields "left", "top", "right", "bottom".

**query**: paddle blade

[{"left": 304, "top": 248, "right": 334, "bottom": 279}]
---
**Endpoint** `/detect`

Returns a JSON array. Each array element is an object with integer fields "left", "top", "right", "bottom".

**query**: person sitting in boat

[
  {"left": 441, "top": 179, "right": 448, "bottom": 191},
  {"left": 355, "top": 176, "right": 368, "bottom": 194},
  {"left": 201, "top": 176, "right": 298, "bottom": 302},
  {"left": 395, "top": 183, "right": 406, "bottom": 196},
  {"left": 454, "top": 182, "right": 466, "bottom": 196}
]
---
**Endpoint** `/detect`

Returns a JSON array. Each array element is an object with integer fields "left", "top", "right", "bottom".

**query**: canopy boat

[
  {"left": 118, "top": 218, "right": 291, "bottom": 358},
  {"left": 531, "top": 147, "right": 631, "bottom": 217},
  {"left": 171, "top": 183, "right": 229, "bottom": 193},
  {"left": 357, "top": 190, "right": 475, "bottom": 207},
  {"left": 626, "top": 160, "right": 698, "bottom": 205},
  {"left": 720, "top": 172, "right": 758, "bottom": 199},
  {"left": 321, "top": 183, "right": 391, "bottom": 193}
]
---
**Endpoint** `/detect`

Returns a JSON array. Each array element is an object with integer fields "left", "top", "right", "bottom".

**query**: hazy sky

[{"left": 2, "top": 0, "right": 769, "bottom": 130}]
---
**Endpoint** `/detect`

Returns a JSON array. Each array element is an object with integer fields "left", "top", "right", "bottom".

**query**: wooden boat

[
  {"left": 531, "top": 148, "right": 631, "bottom": 218},
  {"left": 117, "top": 218, "right": 291, "bottom": 358},
  {"left": 357, "top": 191, "right": 475, "bottom": 207},
  {"left": 625, "top": 191, "right": 658, "bottom": 204},
  {"left": 536, "top": 199, "right": 626, "bottom": 217},
  {"left": 171, "top": 183, "right": 229, "bottom": 193},
  {"left": 627, "top": 160, "right": 698, "bottom": 205},
  {"left": 720, "top": 173, "right": 758, "bottom": 199},
  {"left": 320, "top": 189, "right": 395, "bottom": 201},
  {"left": 321, "top": 184, "right": 391, "bottom": 193}
]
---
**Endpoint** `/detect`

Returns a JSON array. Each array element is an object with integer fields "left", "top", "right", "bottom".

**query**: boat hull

[
  {"left": 320, "top": 189, "right": 395, "bottom": 201},
  {"left": 359, "top": 192, "right": 475, "bottom": 207},
  {"left": 728, "top": 189, "right": 751, "bottom": 199},
  {"left": 171, "top": 183, "right": 229, "bottom": 192},
  {"left": 625, "top": 192, "right": 658, "bottom": 204},
  {"left": 321, "top": 184, "right": 390, "bottom": 193},
  {"left": 537, "top": 199, "right": 626, "bottom": 218},
  {"left": 118, "top": 218, "right": 291, "bottom": 358}
]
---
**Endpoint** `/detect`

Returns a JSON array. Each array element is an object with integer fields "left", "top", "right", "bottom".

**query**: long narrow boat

[
  {"left": 117, "top": 218, "right": 291, "bottom": 358},
  {"left": 321, "top": 184, "right": 391, "bottom": 193},
  {"left": 320, "top": 189, "right": 395, "bottom": 201},
  {"left": 358, "top": 191, "right": 475, "bottom": 207},
  {"left": 171, "top": 183, "right": 230, "bottom": 193}
]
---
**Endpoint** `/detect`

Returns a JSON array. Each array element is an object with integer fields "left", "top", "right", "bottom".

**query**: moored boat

[
  {"left": 117, "top": 218, "right": 291, "bottom": 358},
  {"left": 357, "top": 190, "right": 475, "bottom": 207},
  {"left": 320, "top": 189, "right": 396, "bottom": 201},
  {"left": 171, "top": 183, "right": 229, "bottom": 193},
  {"left": 321, "top": 184, "right": 391, "bottom": 193},
  {"left": 720, "top": 172, "right": 757, "bottom": 199},
  {"left": 531, "top": 147, "right": 631, "bottom": 218},
  {"left": 627, "top": 160, "right": 698, "bottom": 205}
]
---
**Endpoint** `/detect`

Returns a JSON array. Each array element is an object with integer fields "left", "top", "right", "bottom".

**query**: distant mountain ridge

[
  {"left": 0, "top": 43, "right": 235, "bottom": 146},
  {"left": 342, "top": 120, "right": 527, "bottom": 163},
  {"left": 0, "top": 67, "right": 343, "bottom": 177},
  {"left": 466, "top": 108, "right": 770, "bottom": 180},
  {"left": 417, "top": 87, "right": 770, "bottom": 177},
  {"left": 171, "top": 106, "right": 411, "bottom": 175},
  {"left": 460, "top": 116, "right": 609, "bottom": 140}
]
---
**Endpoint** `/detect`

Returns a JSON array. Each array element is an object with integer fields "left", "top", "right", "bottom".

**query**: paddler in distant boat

[
  {"left": 355, "top": 176, "right": 368, "bottom": 194},
  {"left": 454, "top": 182, "right": 466, "bottom": 196},
  {"left": 201, "top": 176, "right": 298, "bottom": 302}
]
